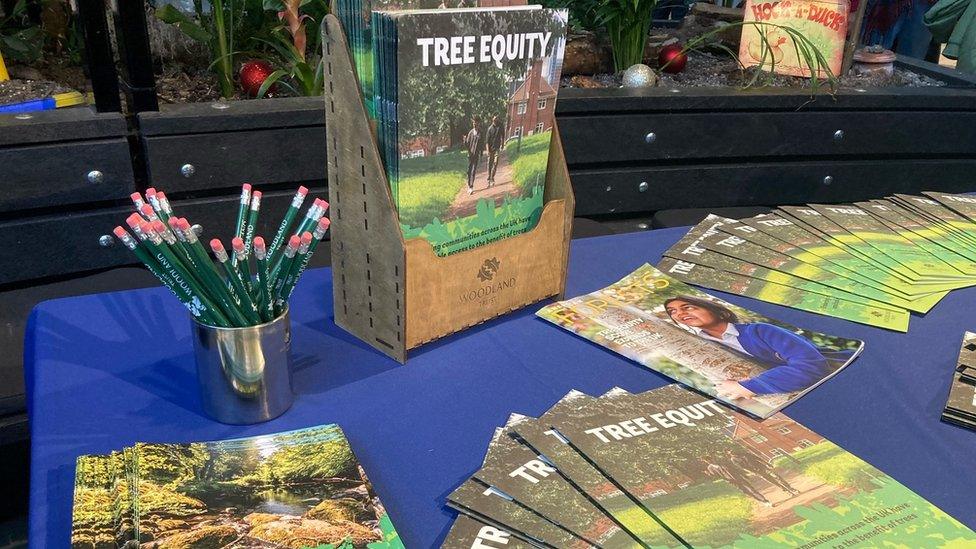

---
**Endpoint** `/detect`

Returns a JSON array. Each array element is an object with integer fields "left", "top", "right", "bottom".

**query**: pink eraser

[
  {"left": 210, "top": 239, "right": 224, "bottom": 252},
  {"left": 318, "top": 217, "right": 331, "bottom": 229},
  {"left": 178, "top": 218, "right": 191, "bottom": 231},
  {"left": 130, "top": 192, "right": 142, "bottom": 202},
  {"left": 300, "top": 232, "right": 313, "bottom": 245},
  {"left": 319, "top": 200, "right": 330, "bottom": 212},
  {"left": 145, "top": 188, "right": 157, "bottom": 196},
  {"left": 168, "top": 217, "right": 180, "bottom": 228},
  {"left": 298, "top": 186, "right": 309, "bottom": 195},
  {"left": 152, "top": 220, "right": 166, "bottom": 232},
  {"left": 126, "top": 213, "right": 142, "bottom": 228},
  {"left": 254, "top": 236, "right": 266, "bottom": 249},
  {"left": 242, "top": 183, "right": 252, "bottom": 192},
  {"left": 232, "top": 237, "right": 245, "bottom": 252},
  {"left": 288, "top": 235, "right": 301, "bottom": 248},
  {"left": 113, "top": 226, "right": 127, "bottom": 238},
  {"left": 157, "top": 191, "right": 168, "bottom": 200},
  {"left": 141, "top": 204, "right": 155, "bottom": 216},
  {"left": 139, "top": 221, "right": 153, "bottom": 233}
]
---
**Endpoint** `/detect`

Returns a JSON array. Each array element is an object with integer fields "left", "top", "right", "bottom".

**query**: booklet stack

[
  {"left": 338, "top": 3, "right": 567, "bottom": 256},
  {"left": 657, "top": 192, "right": 976, "bottom": 332},
  {"left": 942, "top": 332, "right": 976, "bottom": 430},
  {"left": 539, "top": 264, "right": 863, "bottom": 419},
  {"left": 441, "top": 384, "right": 976, "bottom": 548},
  {"left": 70, "top": 424, "right": 402, "bottom": 549}
]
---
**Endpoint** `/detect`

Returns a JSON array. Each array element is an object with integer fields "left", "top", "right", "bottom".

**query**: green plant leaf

[
  {"left": 256, "top": 68, "right": 290, "bottom": 98},
  {"left": 156, "top": 4, "right": 212, "bottom": 43}
]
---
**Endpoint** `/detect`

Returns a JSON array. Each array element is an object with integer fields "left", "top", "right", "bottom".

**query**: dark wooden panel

[
  {"left": 0, "top": 138, "right": 135, "bottom": 213},
  {"left": 0, "top": 186, "right": 327, "bottom": 285},
  {"left": 138, "top": 97, "right": 325, "bottom": 135},
  {"left": 569, "top": 159, "right": 976, "bottom": 216},
  {"left": 0, "top": 108, "right": 127, "bottom": 146},
  {"left": 559, "top": 111, "right": 976, "bottom": 165},
  {"left": 143, "top": 126, "right": 327, "bottom": 193},
  {"left": 556, "top": 86, "right": 976, "bottom": 115}
]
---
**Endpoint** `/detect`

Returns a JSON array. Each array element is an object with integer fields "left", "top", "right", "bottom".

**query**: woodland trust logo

[
  {"left": 462, "top": 257, "right": 516, "bottom": 305},
  {"left": 478, "top": 257, "right": 501, "bottom": 282}
]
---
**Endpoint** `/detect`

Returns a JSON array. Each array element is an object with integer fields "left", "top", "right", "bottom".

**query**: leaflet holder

[{"left": 322, "top": 14, "right": 574, "bottom": 363}]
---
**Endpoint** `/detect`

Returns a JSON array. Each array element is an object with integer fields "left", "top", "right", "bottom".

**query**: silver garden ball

[{"left": 621, "top": 64, "right": 658, "bottom": 88}]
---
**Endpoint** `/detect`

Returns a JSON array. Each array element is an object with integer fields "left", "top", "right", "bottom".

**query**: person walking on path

[
  {"left": 485, "top": 115, "right": 504, "bottom": 186},
  {"left": 463, "top": 115, "right": 483, "bottom": 195},
  {"left": 727, "top": 449, "right": 800, "bottom": 496}
]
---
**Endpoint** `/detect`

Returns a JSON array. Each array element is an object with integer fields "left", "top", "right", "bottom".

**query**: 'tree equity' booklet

[
  {"left": 372, "top": 6, "right": 567, "bottom": 256},
  {"left": 71, "top": 424, "right": 401, "bottom": 548},
  {"left": 537, "top": 264, "right": 864, "bottom": 418}
]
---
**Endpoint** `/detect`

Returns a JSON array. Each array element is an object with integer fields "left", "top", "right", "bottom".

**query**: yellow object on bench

[{"left": 0, "top": 50, "right": 9, "bottom": 82}]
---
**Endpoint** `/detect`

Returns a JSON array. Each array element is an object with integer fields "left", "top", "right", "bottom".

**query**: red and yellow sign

[{"left": 739, "top": 0, "right": 849, "bottom": 78}]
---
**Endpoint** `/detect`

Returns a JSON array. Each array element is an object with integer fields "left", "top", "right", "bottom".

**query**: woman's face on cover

[{"left": 666, "top": 300, "right": 718, "bottom": 327}]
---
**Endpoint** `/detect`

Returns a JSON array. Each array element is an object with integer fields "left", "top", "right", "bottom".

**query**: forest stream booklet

[
  {"left": 537, "top": 264, "right": 864, "bottom": 418},
  {"left": 71, "top": 424, "right": 402, "bottom": 548}
]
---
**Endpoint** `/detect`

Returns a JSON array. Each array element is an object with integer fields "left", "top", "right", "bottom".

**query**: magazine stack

[
  {"left": 441, "top": 384, "right": 976, "bottom": 548},
  {"left": 338, "top": 2, "right": 568, "bottom": 256}
]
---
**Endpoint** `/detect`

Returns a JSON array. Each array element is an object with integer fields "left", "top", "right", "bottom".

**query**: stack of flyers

[
  {"left": 366, "top": 6, "right": 568, "bottom": 256},
  {"left": 538, "top": 264, "right": 863, "bottom": 419},
  {"left": 657, "top": 192, "right": 976, "bottom": 332},
  {"left": 942, "top": 332, "right": 976, "bottom": 430},
  {"left": 441, "top": 384, "right": 976, "bottom": 548},
  {"left": 70, "top": 424, "right": 402, "bottom": 548}
]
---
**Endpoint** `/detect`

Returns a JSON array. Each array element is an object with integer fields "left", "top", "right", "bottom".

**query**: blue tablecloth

[{"left": 25, "top": 229, "right": 976, "bottom": 547}]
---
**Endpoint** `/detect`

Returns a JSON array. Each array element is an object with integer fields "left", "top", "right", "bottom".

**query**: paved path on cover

[
  {"left": 748, "top": 470, "right": 853, "bottom": 531},
  {"left": 446, "top": 149, "right": 516, "bottom": 220}
]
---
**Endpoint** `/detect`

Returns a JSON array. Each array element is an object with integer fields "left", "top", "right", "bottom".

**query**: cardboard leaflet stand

[{"left": 321, "top": 14, "right": 575, "bottom": 362}]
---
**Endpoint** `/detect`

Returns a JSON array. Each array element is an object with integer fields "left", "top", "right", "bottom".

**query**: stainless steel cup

[{"left": 190, "top": 308, "right": 294, "bottom": 424}]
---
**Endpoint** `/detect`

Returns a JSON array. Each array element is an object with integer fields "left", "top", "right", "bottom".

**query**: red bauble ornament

[
  {"left": 239, "top": 60, "right": 276, "bottom": 98},
  {"left": 658, "top": 44, "right": 688, "bottom": 74}
]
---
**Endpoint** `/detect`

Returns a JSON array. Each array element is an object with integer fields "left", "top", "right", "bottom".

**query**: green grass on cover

[
  {"left": 396, "top": 150, "right": 468, "bottom": 229},
  {"left": 773, "top": 442, "right": 883, "bottom": 491},
  {"left": 504, "top": 131, "right": 551, "bottom": 192},
  {"left": 643, "top": 481, "right": 753, "bottom": 547}
]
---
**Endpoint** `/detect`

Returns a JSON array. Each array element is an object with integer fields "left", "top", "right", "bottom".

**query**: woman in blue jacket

[{"left": 664, "top": 296, "right": 832, "bottom": 400}]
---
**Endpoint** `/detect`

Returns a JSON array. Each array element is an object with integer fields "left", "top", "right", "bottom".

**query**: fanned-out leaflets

[
  {"left": 538, "top": 264, "right": 863, "bottom": 418},
  {"left": 442, "top": 384, "right": 976, "bottom": 548},
  {"left": 658, "top": 192, "right": 976, "bottom": 332},
  {"left": 337, "top": 1, "right": 568, "bottom": 256},
  {"left": 70, "top": 424, "right": 402, "bottom": 548}
]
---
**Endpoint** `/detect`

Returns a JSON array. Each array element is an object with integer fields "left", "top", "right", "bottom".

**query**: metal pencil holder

[{"left": 190, "top": 308, "right": 294, "bottom": 424}]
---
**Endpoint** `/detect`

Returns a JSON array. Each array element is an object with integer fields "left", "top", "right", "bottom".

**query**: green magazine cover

[
  {"left": 656, "top": 257, "right": 910, "bottom": 331},
  {"left": 546, "top": 384, "right": 976, "bottom": 549},
  {"left": 862, "top": 200, "right": 976, "bottom": 265},
  {"left": 664, "top": 218, "right": 917, "bottom": 314},
  {"left": 374, "top": 7, "right": 567, "bottom": 255},
  {"left": 447, "top": 478, "right": 592, "bottom": 548},
  {"left": 71, "top": 425, "right": 402, "bottom": 549},
  {"left": 896, "top": 194, "right": 976, "bottom": 248},
  {"left": 537, "top": 264, "right": 866, "bottom": 417},
  {"left": 469, "top": 424, "right": 643, "bottom": 547},
  {"left": 441, "top": 514, "right": 536, "bottom": 549},
  {"left": 509, "top": 392, "right": 681, "bottom": 545}
]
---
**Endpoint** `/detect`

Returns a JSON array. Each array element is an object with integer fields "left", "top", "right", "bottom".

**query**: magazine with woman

[{"left": 537, "top": 263, "right": 864, "bottom": 418}]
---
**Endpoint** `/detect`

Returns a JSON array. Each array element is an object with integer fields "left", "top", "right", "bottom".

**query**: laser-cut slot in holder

[{"left": 322, "top": 14, "right": 574, "bottom": 363}]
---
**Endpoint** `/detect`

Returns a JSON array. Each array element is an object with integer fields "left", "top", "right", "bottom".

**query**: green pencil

[
  {"left": 232, "top": 183, "right": 252, "bottom": 267},
  {"left": 173, "top": 219, "right": 250, "bottom": 326},
  {"left": 269, "top": 185, "right": 308, "bottom": 255},
  {"left": 283, "top": 218, "right": 331, "bottom": 302},
  {"left": 232, "top": 237, "right": 254, "bottom": 294},
  {"left": 114, "top": 226, "right": 227, "bottom": 326},
  {"left": 253, "top": 236, "right": 275, "bottom": 321},
  {"left": 277, "top": 232, "right": 312, "bottom": 308},
  {"left": 211, "top": 239, "right": 261, "bottom": 324},
  {"left": 243, "top": 190, "right": 262, "bottom": 257},
  {"left": 271, "top": 235, "right": 301, "bottom": 314},
  {"left": 272, "top": 199, "right": 326, "bottom": 279}
]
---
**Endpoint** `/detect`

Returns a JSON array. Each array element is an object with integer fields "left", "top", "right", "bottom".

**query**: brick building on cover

[{"left": 505, "top": 59, "right": 557, "bottom": 141}]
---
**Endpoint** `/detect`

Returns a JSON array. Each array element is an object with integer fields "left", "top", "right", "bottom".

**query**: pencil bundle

[{"left": 112, "top": 184, "right": 330, "bottom": 327}]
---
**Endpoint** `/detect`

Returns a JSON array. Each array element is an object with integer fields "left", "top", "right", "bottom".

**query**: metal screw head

[
  {"left": 14, "top": 113, "right": 32, "bottom": 120},
  {"left": 605, "top": 185, "right": 613, "bottom": 192},
  {"left": 180, "top": 164, "right": 196, "bottom": 178},
  {"left": 87, "top": 170, "right": 104, "bottom": 184},
  {"left": 645, "top": 132, "right": 657, "bottom": 144},
  {"left": 98, "top": 235, "right": 115, "bottom": 247},
  {"left": 823, "top": 175, "right": 834, "bottom": 185},
  {"left": 637, "top": 222, "right": 650, "bottom": 230},
  {"left": 833, "top": 130, "right": 844, "bottom": 141},
  {"left": 638, "top": 181, "right": 649, "bottom": 193}
]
